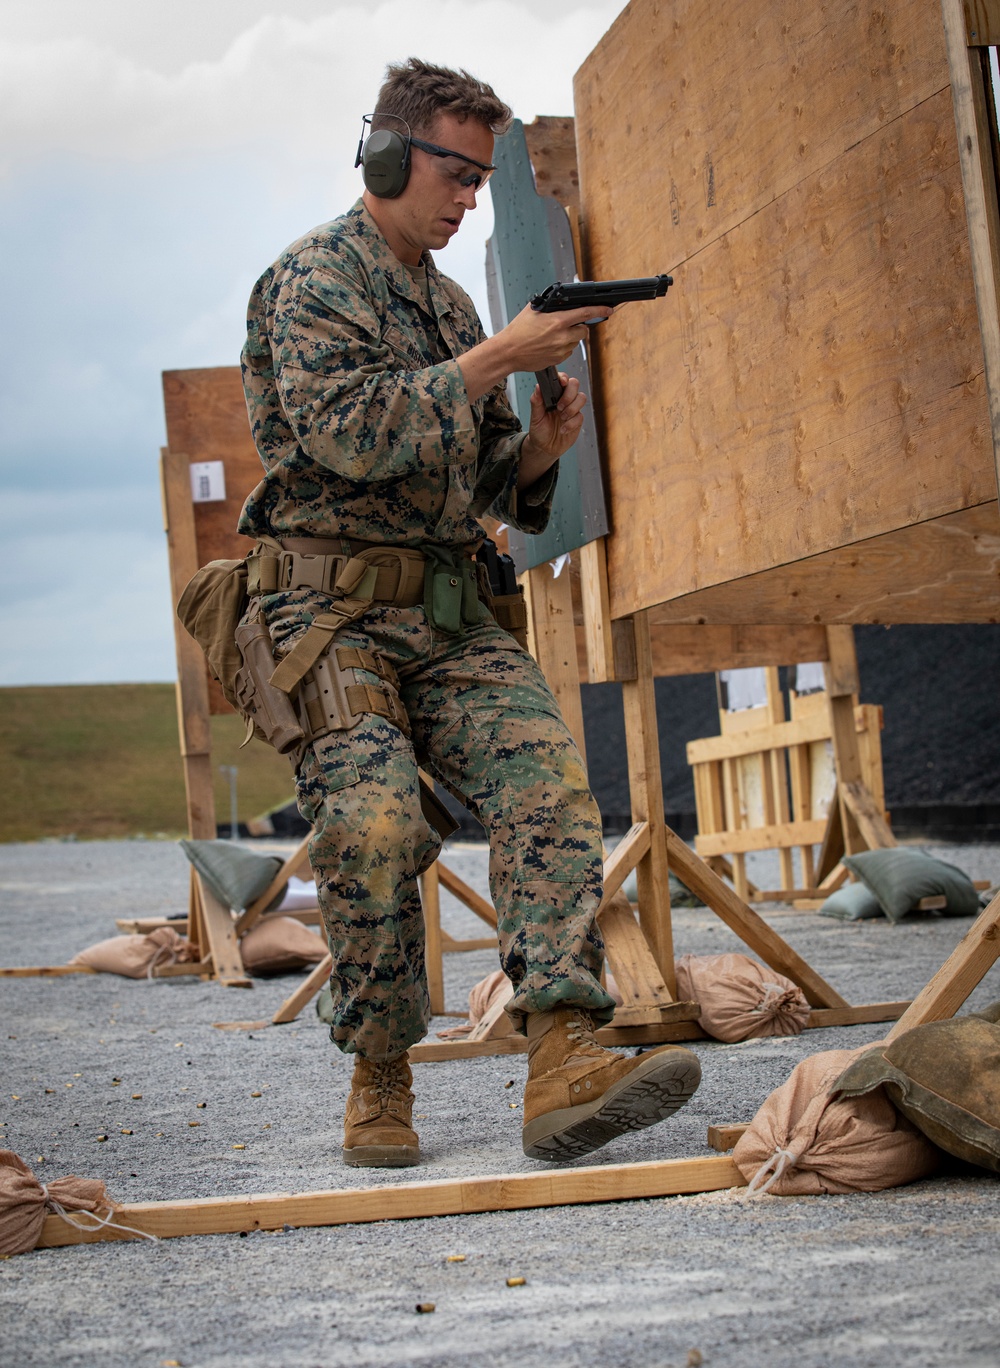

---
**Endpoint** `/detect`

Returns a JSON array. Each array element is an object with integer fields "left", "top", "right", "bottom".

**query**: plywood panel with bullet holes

[{"left": 573, "top": 0, "right": 1000, "bottom": 623}]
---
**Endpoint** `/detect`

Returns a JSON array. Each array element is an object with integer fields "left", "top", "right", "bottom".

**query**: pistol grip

[{"left": 536, "top": 366, "right": 563, "bottom": 412}]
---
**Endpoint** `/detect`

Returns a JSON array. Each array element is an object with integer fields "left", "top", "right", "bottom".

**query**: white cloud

[
  {"left": 0, "top": 0, "right": 630, "bottom": 683},
  {"left": 0, "top": 4, "right": 623, "bottom": 170}
]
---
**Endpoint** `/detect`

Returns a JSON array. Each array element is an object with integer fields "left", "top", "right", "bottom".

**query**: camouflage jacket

[{"left": 237, "top": 199, "right": 556, "bottom": 547}]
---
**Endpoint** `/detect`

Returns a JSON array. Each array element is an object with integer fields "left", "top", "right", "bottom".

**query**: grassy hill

[{"left": 0, "top": 684, "right": 295, "bottom": 842}]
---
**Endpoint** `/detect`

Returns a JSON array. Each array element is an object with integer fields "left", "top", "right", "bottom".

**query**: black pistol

[{"left": 529, "top": 274, "right": 673, "bottom": 410}]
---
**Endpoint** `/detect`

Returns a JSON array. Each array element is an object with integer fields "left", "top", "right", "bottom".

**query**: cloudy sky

[{"left": 2, "top": 0, "right": 630, "bottom": 685}]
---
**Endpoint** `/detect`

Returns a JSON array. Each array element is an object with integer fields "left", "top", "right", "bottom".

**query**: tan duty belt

[{"left": 247, "top": 538, "right": 426, "bottom": 607}]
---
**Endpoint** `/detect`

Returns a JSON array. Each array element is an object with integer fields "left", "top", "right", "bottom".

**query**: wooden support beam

[
  {"left": 598, "top": 891, "right": 679, "bottom": 1011},
  {"left": 36, "top": 1155, "right": 746, "bottom": 1248},
  {"left": 436, "top": 864, "right": 498, "bottom": 930},
  {"left": 272, "top": 953, "right": 332, "bottom": 1025},
  {"left": 579, "top": 537, "right": 615, "bottom": 682},
  {"left": 160, "top": 447, "right": 216, "bottom": 840},
  {"left": 886, "top": 891, "right": 1000, "bottom": 1040},
  {"left": 663, "top": 827, "right": 849, "bottom": 1009},
  {"left": 523, "top": 562, "right": 587, "bottom": 763},
  {"left": 193, "top": 875, "right": 252, "bottom": 988},
  {"left": 707, "top": 1124, "right": 748, "bottom": 1152},
  {"left": 839, "top": 780, "right": 896, "bottom": 850},
  {"left": 235, "top": 833, "right": 313, "bottom": 935},
  {"left": 962, "top": 0, "right": 1000, "bottom": 44},
  {"left": 695, "top": 820, "right": 828, "bottom": 857},
  {"left": 421, "top": 863, "right": 445, "bottom": 1017},
  {"left": 621, "top": 612, "right": 677, "bottom": 993},
  {"left": 599, "top": 822, "right": 650, "bottom": 907}
]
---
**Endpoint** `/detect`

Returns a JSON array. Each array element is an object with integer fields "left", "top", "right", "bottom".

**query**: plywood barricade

[
  {"left": 465, "top": 0, "right": 998, "bottom": 1072},
  {"left": 159, "top": 370, "right": 494, "bottom": 999}
]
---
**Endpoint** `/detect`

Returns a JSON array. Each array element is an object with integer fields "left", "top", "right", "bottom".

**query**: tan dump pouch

[
  {"left": 299, "top": 645, "right": 410, "bottom": 741},
  {"left": 175, "top": 557, "right": 248, "bottom": 708}
]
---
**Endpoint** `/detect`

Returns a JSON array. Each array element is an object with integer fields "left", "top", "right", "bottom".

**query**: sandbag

[
  {"left": 69, "top": 927, "right": 196, "bottom": 979},
  {"left": 819, "top": 881, "right": 883, "bottom": 921},
  {"left": 436, "top": 970, "right": 513, "bottom": 1039},
  {"left": 240, "top": 916, "right": 328, "bottom": 975},
  {"left": 674, "top": 952, "right": 811, "bottom": 1042},
  {"left": 835, "top": 1001, "right": 1000, "bottom": 1174},
  {"left": 0, "top": 1150, "right": 112, "bottom": 1256},
  {"left": 733, "top": 1046, "right": 940, "bottom": 1195},
  {"left": 179, "top": 839, "right": 285, "bottom": 913},
  {"left": 842, "top": 848, "right": 980, "bottom": 922}
]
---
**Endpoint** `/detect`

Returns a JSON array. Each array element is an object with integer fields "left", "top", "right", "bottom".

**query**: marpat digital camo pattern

[
  {"left": 283, "top": 602, "right": 614, "bottom": 1058},
  {"left": 240, "top": 200, "right": 612, "bottom": 1059},
  {"left": 238, "top": 200, "right": 555, "bottom": 546}
]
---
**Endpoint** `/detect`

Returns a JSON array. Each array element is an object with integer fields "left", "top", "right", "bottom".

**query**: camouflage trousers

[{"left": 265, "top": 590, "right": 615, "bottom": 1060}]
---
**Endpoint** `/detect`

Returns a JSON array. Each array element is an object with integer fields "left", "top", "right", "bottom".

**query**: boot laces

[
  {"left": 367, "top": 1060, "right": 408, "bottom": 1109},
  {"left": 564, "top": 1010, "right": 608, "bottom": 1059}
]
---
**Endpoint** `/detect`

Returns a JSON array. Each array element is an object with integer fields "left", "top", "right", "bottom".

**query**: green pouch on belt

[{"left": 422, "top": 547, "right": 481, "bottom": 634}]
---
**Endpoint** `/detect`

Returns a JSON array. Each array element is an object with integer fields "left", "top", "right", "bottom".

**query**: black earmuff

[{"left": 356, "top": 127, "right": 412, "bottom": 199}]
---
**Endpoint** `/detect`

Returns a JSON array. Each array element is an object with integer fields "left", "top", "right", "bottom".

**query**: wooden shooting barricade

[{"left": 686, "top": 663, "right": 888, "bottom": 904}]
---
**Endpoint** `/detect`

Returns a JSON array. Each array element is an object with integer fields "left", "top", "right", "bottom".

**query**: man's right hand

[{"left": 458, "top": 302, "right": 613, "bottom": 404}]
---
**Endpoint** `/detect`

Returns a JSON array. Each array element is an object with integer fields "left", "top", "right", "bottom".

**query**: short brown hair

[{"left": 372, "top": 57, "right": 513, "bottom": 138}]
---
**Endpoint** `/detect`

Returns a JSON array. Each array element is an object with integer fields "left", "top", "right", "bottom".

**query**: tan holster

[{"left": 298, "top": 645, "right": 410, "bottom": 742}]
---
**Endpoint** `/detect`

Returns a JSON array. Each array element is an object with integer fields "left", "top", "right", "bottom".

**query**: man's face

[{"left": 382, "top": 111, "right": 495, "bottom": 262}]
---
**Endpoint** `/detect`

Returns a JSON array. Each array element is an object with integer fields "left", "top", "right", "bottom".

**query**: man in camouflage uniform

[{"left": 238, "top": 58, "right": 700, "bottom": 1166}]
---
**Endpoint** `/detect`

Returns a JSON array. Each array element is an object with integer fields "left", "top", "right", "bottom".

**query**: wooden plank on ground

[
  {"left": 0, "top": 965, "right": 97, "bottom": 977},
  {"left": 707, "top": 1124, "right": 748, "bottom": 1152},
  {"left": 663, "top": 828, "right": 849, "bottom": 1009},
  {"left": 37, "top": 1155, "right": 746, "bottom": 1248}
]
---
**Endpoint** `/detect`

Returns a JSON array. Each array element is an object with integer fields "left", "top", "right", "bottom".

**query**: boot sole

[
  {"left": 522, "top": 1050, "right": 702, "bottom": 1162},
  {"left": 342, "top": 1144, "right": 420, "bottom": 1168}
]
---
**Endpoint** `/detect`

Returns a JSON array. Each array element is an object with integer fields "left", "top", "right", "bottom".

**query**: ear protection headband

[{"left": 355, "top": 115, "right": 412, "bottom": 199}]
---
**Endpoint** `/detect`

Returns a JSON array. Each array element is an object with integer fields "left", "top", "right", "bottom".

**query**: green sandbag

[
  {"left": 819, "top": 881, "right": 884, "bottom": 921},
  {"left": 835, "top": 1002, "right": 1000, "bottom": 1173},
  {"left": 179, "top": 839, "right": 285, "bottom": 913},
  {"left": 842, "top": 848, "right": 980, "bottom": 923}
]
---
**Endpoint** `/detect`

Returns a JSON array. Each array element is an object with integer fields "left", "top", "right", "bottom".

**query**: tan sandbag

[
  {"left": 69, "top": 927, "right": 195, "bottom": 979},
  {"left": 835, "top": 1001, "right": 1000, "bottom": 1173},
  {"left": 733, "top": 1046, "right": 940, "bottom": 1196},
  {"left": 240, "top": 916, "right": 328, "bottom": 974},
  {"left": 0, "top": 1150, "right": 112, "bottom": 1255},
  {"left": 437, "top": 970, "right": 512, "bottom": 1038},
  {"left": 674, "top": 952, "right": 811, "bottom": 1043}
]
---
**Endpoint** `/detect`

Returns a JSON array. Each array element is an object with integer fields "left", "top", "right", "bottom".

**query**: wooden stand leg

[
  {"left": 421, "top": 863, "right": 445, "bottom": 1017},
  {"left": 621, "top": 612, "right": 677, "bottom": 995},
  {"left": 886, "top": 891, "right": 1000, "bottom": 1040},
  {"left": 524, "top": 561, "right": 587, "bottom": 761},
  {"left": 193, "top": 874, "right": 252, "bottom": 988},
  {"left": 272, "top": 953, "right": 333, "bottom": 1026}
]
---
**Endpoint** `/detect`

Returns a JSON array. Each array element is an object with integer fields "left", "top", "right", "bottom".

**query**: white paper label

[{"left": 190, "top": 460, "right": 226, "bottom": 504}]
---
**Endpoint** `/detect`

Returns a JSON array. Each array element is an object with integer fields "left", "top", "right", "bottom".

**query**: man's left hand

[{"left": 517, "top": 374, "right": 587, "bottom": 489}]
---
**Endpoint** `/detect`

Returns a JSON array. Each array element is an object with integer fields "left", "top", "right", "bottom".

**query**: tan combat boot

[
  {"left": 521, "top": 1008, "right": 701, "bottom": 1161},
  {"left": 342, "top": 1054, "right": 420, "bottom": 1168}
]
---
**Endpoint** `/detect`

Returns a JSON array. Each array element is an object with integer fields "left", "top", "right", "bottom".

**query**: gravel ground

[{"left": 2, "top": 837, "right": 999, "bottom": 1368}]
